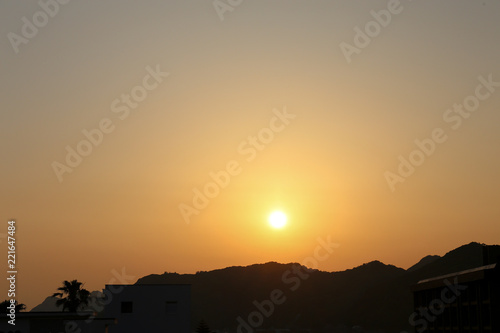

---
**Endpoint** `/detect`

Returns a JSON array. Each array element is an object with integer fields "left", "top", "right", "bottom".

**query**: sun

[{"left": 268, "top": 210, "right": 287, "bottom": 229}]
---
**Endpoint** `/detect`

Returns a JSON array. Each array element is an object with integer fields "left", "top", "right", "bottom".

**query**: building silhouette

[
  {"left": 0, "top": 284, "right": 191, "bottom": 333},
  {"left": 102, "top": 284, "right": 191, "bottom": 333},
  {"left": 412, "top": 248, "right": 500, "bottom": 332}
]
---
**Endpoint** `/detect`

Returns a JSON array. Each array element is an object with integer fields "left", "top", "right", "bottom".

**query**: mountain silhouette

[
  {"left": 136, "top": 242, "right": 499, "bottom": 332},
  {"left": 31, "top": 242, "right": 500, "bottom": 332}
]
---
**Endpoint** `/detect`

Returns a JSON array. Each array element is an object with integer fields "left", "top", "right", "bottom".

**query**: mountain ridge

[
  {"left": 31, "top": 242, "right": 500, "bottom": 332},
  {"left": 134, "top": 242, "right": 499, "bottom": 332}
]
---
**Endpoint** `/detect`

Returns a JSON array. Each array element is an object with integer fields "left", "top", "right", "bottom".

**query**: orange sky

[{"left": 1, "top": 0, "right": 499, "bottom": 310}]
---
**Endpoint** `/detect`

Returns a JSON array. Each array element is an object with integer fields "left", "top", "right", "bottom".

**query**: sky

[{"left": 1, "top": 0, "right": 499, "bottom": 310}]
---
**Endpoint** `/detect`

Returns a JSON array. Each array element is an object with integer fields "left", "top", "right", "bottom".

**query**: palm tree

[
  {"left": 196, "top": 319, "right": 213, "bottom": 333},
  {"left": 0, "top": 300, "right": 26, "bottom": 312},
  {"left": 52, "top": 280, "right": 90, "bottom": 312}
]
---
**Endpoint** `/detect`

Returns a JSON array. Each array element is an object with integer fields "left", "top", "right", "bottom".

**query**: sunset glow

[{"left": 1, "top": 1, "right": 499, "bottom": 315}]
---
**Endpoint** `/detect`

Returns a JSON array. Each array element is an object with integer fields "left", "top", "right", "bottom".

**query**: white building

[
  {"left": 102, "top": 284, "right": 191, "bottom": 333},
  {"left": 0, "top": 284, "right": 191, "bottom": 333}
]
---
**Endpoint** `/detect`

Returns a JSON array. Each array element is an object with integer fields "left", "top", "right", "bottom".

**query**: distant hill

[
  {"left": 31, "top": 291, "right": 103, "bottom": 312},
  {"left": 30, "top": 296, "right": 59, "bottom": 312},
  {"left": 136, "top": 242, "right": 500, "bottom": 333}
]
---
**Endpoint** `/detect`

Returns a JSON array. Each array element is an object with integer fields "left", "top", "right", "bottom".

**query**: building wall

[
  {"left": 413, "top": 269, "right": 499, "bottom": 332},
  {"left": 0, "top": 320, "right": 29, "bottom": 333},
  {"left": 102, "top": 284, "right": 190, "bottom": 333},
  {"left": 0, "top": 316, "right": 108, "bottom": 333}
]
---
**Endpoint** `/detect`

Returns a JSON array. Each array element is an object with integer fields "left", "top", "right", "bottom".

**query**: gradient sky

[{"left": 1, "top": 0, "right": 499, "bottom": 310}]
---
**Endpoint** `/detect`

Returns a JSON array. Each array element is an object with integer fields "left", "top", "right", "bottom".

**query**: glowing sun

[{"left": 268, "top": 210, "right": 287, "bottom": 229}]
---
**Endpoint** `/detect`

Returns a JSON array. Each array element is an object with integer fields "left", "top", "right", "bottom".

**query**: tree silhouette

[
  {"left": 196, "top": 319, "right": 213, "bottom": 333},
  {"left": 52, "top": 280, "right": 90, "bottom": 312},
  {"left": 0, "top": 300, "right": 26, "bottom": 312}
]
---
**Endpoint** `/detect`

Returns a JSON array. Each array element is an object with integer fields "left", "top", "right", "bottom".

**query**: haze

[{"left": 1, "top": 0, "right": 499, "bottom": 310}]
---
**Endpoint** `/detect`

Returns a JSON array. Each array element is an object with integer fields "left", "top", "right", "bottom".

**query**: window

[
  {"left": 121, "top": 301, "right": 133, "bottom": 313},
  {"left": 166, "top": 301, "right": 178, "bottom": 315}
]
